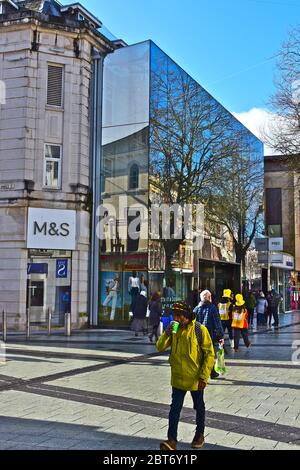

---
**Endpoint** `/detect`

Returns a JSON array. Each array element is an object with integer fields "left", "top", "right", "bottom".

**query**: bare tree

[
  {"left": 264, "top": 27, "right": 300, "bottom": 169},
  {"left": 205, "top": 136, "right": 264, "bottom": 278},
  {"left": 149, "top": 54, "right": 261, "bottom": 277}
]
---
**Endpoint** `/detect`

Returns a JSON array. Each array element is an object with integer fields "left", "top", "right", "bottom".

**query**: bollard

[
  {"left": 65, "top": 312, "right": 71, "bottom": 337},
  {"left": 26, "top": 308, "right": 30, "bottom": 340},
  {"left": 48, "top": 308, "right": 52, "bottom": 336},
  {"left": 2, "top": 310, "right": 7, "bottom": 343}
]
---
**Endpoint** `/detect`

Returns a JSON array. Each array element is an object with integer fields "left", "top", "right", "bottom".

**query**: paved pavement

[{"left": 0, "top": 311, "right": 300, "bottom": 451}]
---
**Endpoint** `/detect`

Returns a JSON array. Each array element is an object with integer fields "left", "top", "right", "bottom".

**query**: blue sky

[{"left": 84, "top": 0, "right": 300, "bottom": 148}]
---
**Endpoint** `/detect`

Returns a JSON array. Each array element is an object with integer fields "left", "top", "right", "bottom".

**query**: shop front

[
  {"left": 199, "top": 259, "right": 241, "bottom": 302},
  {"left": 99, "top": 40, "right": 261, "bottom": 328},
  {"left": 26, "top": 208, "right": 76, "bottom": 326},
  {"left": 270, "top": 253, "right": 294, "bottom": 312}
]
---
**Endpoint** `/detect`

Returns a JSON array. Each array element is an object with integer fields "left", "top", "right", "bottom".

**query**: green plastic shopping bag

[{"left": 215, "top": 345, "right": 226, "bottom": 375}]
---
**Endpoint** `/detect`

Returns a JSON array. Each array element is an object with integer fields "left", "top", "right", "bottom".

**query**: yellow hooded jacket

[{"left": 156, "top": 320, "right": 215, "bottom": 391}]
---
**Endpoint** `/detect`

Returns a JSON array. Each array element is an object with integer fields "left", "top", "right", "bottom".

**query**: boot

[{"left": 160, "top": 439, "right": 177, "bottom": 451}]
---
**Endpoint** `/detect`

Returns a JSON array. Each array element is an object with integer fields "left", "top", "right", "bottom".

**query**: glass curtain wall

[
  {"left": 148, "top": 42, "right": 264, "bottom": 306},
  {"left": 101, "top": 43, "right": 150, "bottom": 326},
  {"left": 100, "top": 40, "right": 264, "bottom": 326}
]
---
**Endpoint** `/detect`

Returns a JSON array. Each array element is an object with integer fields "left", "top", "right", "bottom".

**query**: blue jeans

[{"left": 168, "top": 387, "right": 205, "bottom": 442}]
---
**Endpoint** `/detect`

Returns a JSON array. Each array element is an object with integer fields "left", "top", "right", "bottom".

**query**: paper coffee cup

[{"left": 171, "top": 321, "right": 180, "bottom": 334}]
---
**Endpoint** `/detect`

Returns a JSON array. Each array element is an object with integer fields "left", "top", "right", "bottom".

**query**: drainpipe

[{"left": 88, "top": 50, "right": 105, "bottom": 327}]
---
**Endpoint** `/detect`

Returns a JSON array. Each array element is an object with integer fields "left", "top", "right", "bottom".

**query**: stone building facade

[
  {"left": 264, "top": 154, "right": 297, "bottom": 310},
  {"left": 0, "top": 0, "right": 114, "bottom": 326}
]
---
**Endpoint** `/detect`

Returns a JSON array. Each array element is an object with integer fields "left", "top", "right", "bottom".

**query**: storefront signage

[
  {"left": 27, "top": 263, "right": 48, "bottom": 275},
  {"left": 255, "top": 238, "right": 269, "bottom": 251},
  {"left": 257, "top": 253, "right": 269, "bottom": 264},
  {"left": 271, "top": 253, "right": 284, "bottom": 264},
  {"left": 255, "top": 237, "right": 284, "bottom": 252},
  {"left": 0, "top": 183, "right": 15, "bottom": 191},
  {"left": 269, "top": 238, "right": 283, "bottom": 251},
  {"left": 56, "top": 259, "right": 68, "bottom": 279},
  {"left": 27, "top": 208, "right": 76, "bottom": 250},
  {"left": 271, "top": 253, "right": 294, "bottom": 270}
]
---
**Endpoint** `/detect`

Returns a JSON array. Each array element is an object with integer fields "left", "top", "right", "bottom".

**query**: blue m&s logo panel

[{"left": 56, "top": 259, "right": 68, "bottom": 279}]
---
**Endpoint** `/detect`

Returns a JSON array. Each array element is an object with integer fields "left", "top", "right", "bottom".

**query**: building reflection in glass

[{"left": 100, "top": 41, "right": 263, "bottom": 326}]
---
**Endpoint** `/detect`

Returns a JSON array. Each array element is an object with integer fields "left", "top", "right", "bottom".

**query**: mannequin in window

[
  {"left": 140, "top": 274, "right": 148, "bottom": 296},
  {"left": 103, "top": 274, "right": 119, "bottom": 321},
  {"left": 103, "top": 274, "right": 120, "bottom": 321},
  {"left": 128, "top": 271, "right": 140, "bottom": 310}
]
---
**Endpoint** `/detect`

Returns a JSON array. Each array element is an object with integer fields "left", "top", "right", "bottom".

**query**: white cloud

[{"left": 233, "top": 108, "right": 278, "bottom": 156}]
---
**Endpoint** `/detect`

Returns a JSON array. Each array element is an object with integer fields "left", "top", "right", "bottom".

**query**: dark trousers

[
  {"left": 130, "top": 287, "right": 139, "bottom": 310},
  {"left": 168, "top": 387, "right": 205, "bottom": 442},
  {"left": 247, "top": 308, "right": 254, "bottom": 325},
  {"left": 149, "top": 323, "right": 159, "bottom": 341},
  {"left": 233, "top": 328, "right": 250, "bottom": 350},
  {"left": 257, "top": 313, "right": 266, "bottom": 326},
  {"left": 221, "top": 320, "right": 233, "bottom": 340},
  {"left": 271, "top": 308, "right": 279, "bottom": 326}
]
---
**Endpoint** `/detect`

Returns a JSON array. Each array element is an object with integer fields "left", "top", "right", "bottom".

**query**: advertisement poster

[{"left": 99, "top": 271, "right": 148, "bottom": 324}]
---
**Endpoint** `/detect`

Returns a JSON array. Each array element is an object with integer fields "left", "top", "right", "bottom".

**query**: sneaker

[
  {"left": 191, "top": 432, "right": 205, "bottom": 449},
  {"left": 149, "top": 336, "right": 153, "bottom": 343},
  {"left": 234, "top": 348, "right": 239, "bottom": 352},
  {"left": 247, "top": 342, "right": 251, "bottom": 349},
  {"left": 160, "top": 439, "right": 177, "bottom": 451}
]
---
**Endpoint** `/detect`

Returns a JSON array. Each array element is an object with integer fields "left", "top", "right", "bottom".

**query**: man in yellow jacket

[{"left": 157, "top": 302, "right": 215, "bottom": 451}]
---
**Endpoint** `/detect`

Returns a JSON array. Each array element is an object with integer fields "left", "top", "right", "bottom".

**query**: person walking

[
  {"left": 269, "top": 289, "right": 283, "bottom": 327},
  {"left": 245, "top": 291, "right": 256, "bottom": 328},
  {"left": 157, "top": 302, "right": 215, "bottom": 451},
  {"left": 218, "top": 289, "right": 234, "bottom": 349},
  {"left": 148, "top": 292, "right": 162, "bottom": 343},
  {"left": 194, "top": 290, "right": 224, "bottom": 379},
  {"left": 256, "top": 291, "right": 268, "bottom": 327},
  {"left": 232, "top": 294, "right": 251, "bottom": 352},
  {"left": 131, "top": 290, "right": 148, "bottom": 336}
]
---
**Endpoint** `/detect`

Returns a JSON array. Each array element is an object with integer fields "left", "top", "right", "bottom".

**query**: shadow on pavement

[{"left": 0, "top": 415, "right": 233, "bottom": 451}]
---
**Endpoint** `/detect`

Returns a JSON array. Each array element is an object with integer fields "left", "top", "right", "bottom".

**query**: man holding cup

[{"left": 156, "top": 302, "right": 215, "bottom": 451}]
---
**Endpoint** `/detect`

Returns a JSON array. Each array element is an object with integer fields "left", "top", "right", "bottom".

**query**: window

[
  {"left": 266, "top": 188, "right": 282, "bottom": 225},
  {"left": 129, "top": 164, "right": 139, "bottom": 190},
  {"left": 47, "top": 64, "right": 64, "bottom": 107},
  {"left": 104, "top": 158, "right": 113, "bottom": 176},
  {"left": 268, "top": 225, "right": 282, "bottom": 237},
  {"left": 44, "top": 144, "right": 62, "bottom": 189}
]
